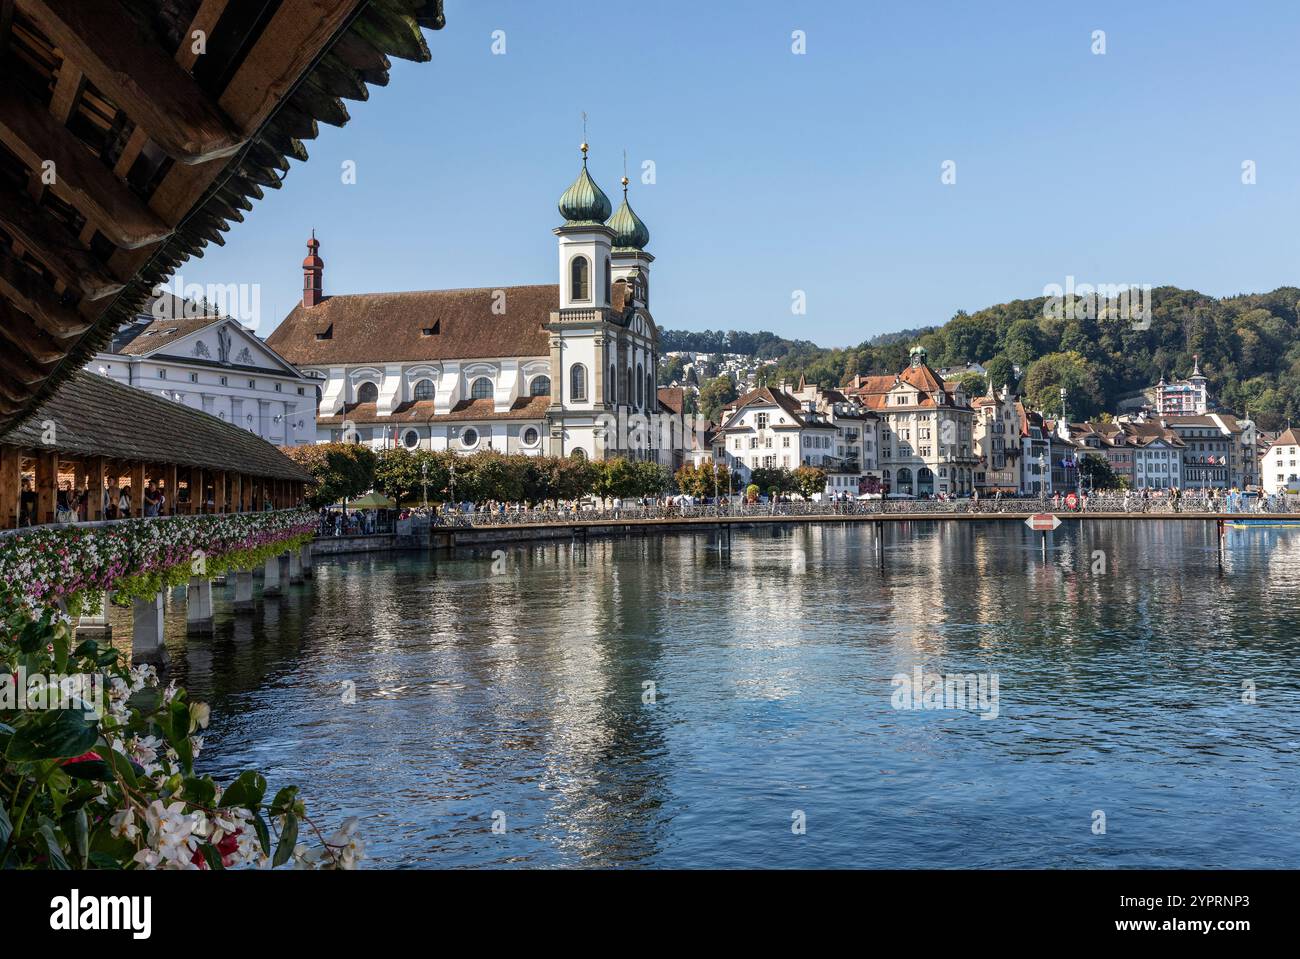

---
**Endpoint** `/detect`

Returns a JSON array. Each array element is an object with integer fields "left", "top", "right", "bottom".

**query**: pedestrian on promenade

[{"left": 118, "top": 485, "right": 132, "bottom": 519}]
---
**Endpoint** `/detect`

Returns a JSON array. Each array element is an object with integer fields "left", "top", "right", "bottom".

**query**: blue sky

[{"left": 179, "top": 0, "right": 1300, "bottom": 347}]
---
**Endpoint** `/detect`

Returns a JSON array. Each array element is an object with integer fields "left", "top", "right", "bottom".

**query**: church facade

[{"left": 266, "top": 147, "right": 667, "bottom": 462}]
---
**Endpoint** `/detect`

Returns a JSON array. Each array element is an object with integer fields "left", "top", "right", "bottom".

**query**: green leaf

[
  {"left": 221, "top": 770, "right": 267, "bottom": 810},
  {"left": 88, "top": 851, "right": 122, "bottom": 869},
  {"left": 269, "top": 785, "right": 299, "bottom": 817},
  {"left": 183, "top": 777, "right": 216, "bottom": 807},
  {"left": 89, "top": 747, "right": 142, "bottom": 788},
  {"left": 73, "top": 808, "right": 89, "bottom": 867},
  {"left": 273, "top": 813, "right": 298, "bottom": 867},
  {"left": 39, "top": 821, "right": 69, "bottom": 870},
  {"left": 0, "top": 804, "right": 11, "bottom": 848},
  {"left": 252, "top": 812, "right": 271, "bottom": 857},
  {"left": 126, "top": 687, "right": 163, "bottom": 715},
  {"left": 5, "top": 709, "right": 98, "bottom": 761},
  {"left": 200, "top": 843, "right": 224, "bottom": 870},
  {"left": 0, "top": 722, "right": 15, "bottom": 735}
]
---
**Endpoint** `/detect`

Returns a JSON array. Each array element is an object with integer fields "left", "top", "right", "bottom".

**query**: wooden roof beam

[
  {"left": 0, "top": 87, "right": 171, "bottom": 248},
  {"left": 16, "top": 0, "right": 246, "bottom": 165},
  {"left": 0, "top": 244, "right": 94, "bottom": 339},
  {"left": 0, "top": 299, "right": 66, "bottom": 364},
  {"left": 0, "top": 187, "right": 123, "bottom": 300}
]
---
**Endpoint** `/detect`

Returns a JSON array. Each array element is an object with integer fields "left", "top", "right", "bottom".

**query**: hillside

[{"left": 660, "top": 286, "right": 1300, "bottom": 428}]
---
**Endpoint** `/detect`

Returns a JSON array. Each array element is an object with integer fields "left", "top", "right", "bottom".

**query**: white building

[
  {"left": 266, "top": 147, "right": 667, "bottom": 461},
  {"left": 1262, "top": 427, "right": 1300, "bottom": 494},
  {"left": 848, "top": 347, "right": 978, "bottom": 496},
  {"left": 1153, "top": 355, "right": 1213, "bottom": 415},
  {"left": 94, "top": 296, "right": 317, "bottom": 447},
  {"left": 713, "top": 386, "right": 841, "bottom": 494}
]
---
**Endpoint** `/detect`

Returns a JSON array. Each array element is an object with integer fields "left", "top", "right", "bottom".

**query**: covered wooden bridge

[
  {"left": 0, "top": 0, "right": 445, "bottom": 434},
  {"left": 0, "top": 368, "right": 312, "bottom": 527}
]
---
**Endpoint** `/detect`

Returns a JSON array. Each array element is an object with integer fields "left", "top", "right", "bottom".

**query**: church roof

[{"left": 266, "top": 284, "right": 557, "bottom": 365}]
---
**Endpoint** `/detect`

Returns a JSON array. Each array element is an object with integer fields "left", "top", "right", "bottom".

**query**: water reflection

[{"left": 106, "top": 521, "right": 1300, "bottom": 868}]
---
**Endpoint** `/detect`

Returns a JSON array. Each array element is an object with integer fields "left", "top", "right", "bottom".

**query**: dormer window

[
  {"left": 421, "top": 320, "right": 441, "bottom": 336},
  {"left": 315, "top": 325, "right": 332, "bottom": 340}
]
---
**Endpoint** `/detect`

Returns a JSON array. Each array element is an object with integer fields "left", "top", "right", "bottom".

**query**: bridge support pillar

[
  {"left": 301, "top": 541, "right": 314, "bottom": 579},
  {"left": 76, "top": 592, "right": 112, "bottom": 640},
  {"left": 263, "top": 554, "right": 282, "bottom": 597},
  {"left": 132, "top": 591, "right": 167, "bottom": 666},
  {"left": 288, "top": 548, "right": 304, "bottom": 584},
  {"left": 234, "top": 570, "right": 256, "bottom": 612},
  {"left": 187, "top": 577, "right": 213, "bottom": 633}
]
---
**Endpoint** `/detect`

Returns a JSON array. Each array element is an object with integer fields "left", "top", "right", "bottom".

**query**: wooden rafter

[
  {"left": 0, "top": 87, "right": 171, "bottom": 248},
  {"left": 0, "top": 298, "right": 65, "bottom": 363},
  {"left": 0, "top": 188, "right": 122, "bottom": 300},
  {"left": 16, "top": 0, "right": 246, "bottom": 164},
  {"left": 0, "top": 244, "right": 92, "bottom": 339}
]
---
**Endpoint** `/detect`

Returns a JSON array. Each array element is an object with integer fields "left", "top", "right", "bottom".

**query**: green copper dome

[
  {"left": 607, "top": 184, "right": 650, "bottom": 251},
  {"left": 558, "top": 153, "right": 612, "bottom": 225}
]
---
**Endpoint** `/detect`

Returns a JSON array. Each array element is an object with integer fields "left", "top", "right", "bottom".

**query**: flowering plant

[
  {"left": 0, "top": 583, "right": 362, "bottom": 869},
  {"left": 0, "top": 510, "right": 316, "bottom": 614}
]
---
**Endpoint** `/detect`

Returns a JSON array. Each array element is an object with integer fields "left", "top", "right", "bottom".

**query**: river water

[{"left": 120, "top": 520, "right": 1300, "bottom": 868}]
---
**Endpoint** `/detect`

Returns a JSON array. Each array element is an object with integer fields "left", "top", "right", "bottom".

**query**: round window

[
  {"left": 403, "top": 430, "right": 420, "bottom": 449},
  {"left": 461, "top": 428, "right": 478, "bottom": 447},
  {"left": 522, "top": 427, "right": 539, "bottom": 446}
]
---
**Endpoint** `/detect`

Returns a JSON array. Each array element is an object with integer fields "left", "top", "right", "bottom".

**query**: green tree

[
  {"left": 674, "top": 461, "right": 729, "bottom": 499},
  {"left": 792, "top": 465, "right": 827, "bottom": 499},
  {"left": 632, "top": 460, "right": 670, "bottom": 497},
  {"left": 1078, "top": 452, "right": 1121, "bottom": 490},
  {"left": 750, "top": 466, "right": 796, "bottom": 497},
  {"left": 1024, "top": 351, "right": 1105, "bottom": 418},
  {"left": 957, "top": 372, "right": 987, "bottom": 398},
  {"left": 373, "top": 448, "right": 452, "bottom": 507},
  {"left": 282, "top": 442, "right": 375, "bottom": 508},
  {"left": 698, "top": 375, "right": 738, "bottom": 423},
  {"left": 983, "top": 355, "right": 1018, "bottom": 393}
]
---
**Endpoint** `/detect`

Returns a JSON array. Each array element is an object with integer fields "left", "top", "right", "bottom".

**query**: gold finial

[{"left": 580, "top": 111, "right": 589, "bottom": 162}]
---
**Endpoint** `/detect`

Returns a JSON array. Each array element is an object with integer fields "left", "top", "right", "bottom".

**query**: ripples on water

[{"left": 112, "top": 521, "right": 1300, "bottom": 868}]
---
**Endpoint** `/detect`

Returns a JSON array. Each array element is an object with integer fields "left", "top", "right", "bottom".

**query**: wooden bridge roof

[
  {"left": 0, "top": 0, "right": 445, "bottom": 434},
  {"left": 0, "top": 368, "right": 313, "bottom": 481}
]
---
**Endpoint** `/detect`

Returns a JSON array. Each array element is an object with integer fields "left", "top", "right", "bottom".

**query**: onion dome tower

[
  {"left": 558, "top": 143, "right": 612, "bottom": 225},
  {"left": 554, "top": 143, "right": 615, "bottom": 309},
  {"left": 607, "top": 175, "right": 654, "bottom": 310},
  {"left": 607, "top": 177, "right": 650, "bottom": 252}
]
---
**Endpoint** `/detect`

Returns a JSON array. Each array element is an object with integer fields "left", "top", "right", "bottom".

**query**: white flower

[
  {"left": 322, "top": 817, "right": 365, "bottom": 870},
  {"left": 109, "top": 807, "right": 140, "bottom": 841}
]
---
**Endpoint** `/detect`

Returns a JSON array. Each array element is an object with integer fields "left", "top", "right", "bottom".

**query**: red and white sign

[{"left": 1025, "top": 513, "right": 1062, "bottom": 531}]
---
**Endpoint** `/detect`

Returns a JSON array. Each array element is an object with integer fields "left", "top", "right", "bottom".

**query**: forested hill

[{"left": 660, "top": 286, "right": 1300, "bottom": 428}]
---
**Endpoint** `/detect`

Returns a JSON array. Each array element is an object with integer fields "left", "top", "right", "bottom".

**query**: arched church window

[
  {"left": 470, "top": 377, "right": 493, "bottom": 400},
  {"left": 413, "top": 379, "right": 434, "bottom": 401},
  {"left": 571, "top": 256, "right": 591, "bottom": 301},
  {"left": 604, "top": 257, "right": 611, "bottom": 305},
  {"left": 570, "top": 364, "right": 587, "bottom": 402},
  {"left": 636, "top": 363, "right": 644, "bottom": 407},
  {"left": 609, "top": 364, "right": 616, "bottom": 403},
  {"left": 530, "top": 375, "right": 551, "bottom": 397},
  {"left": 356, "top": 382, "right": 378, "bottom": 404}
]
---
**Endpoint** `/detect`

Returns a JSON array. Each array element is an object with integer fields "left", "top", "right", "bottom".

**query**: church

[{"left": 266, "top": 145, "right": 664, "bottom": 461}]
